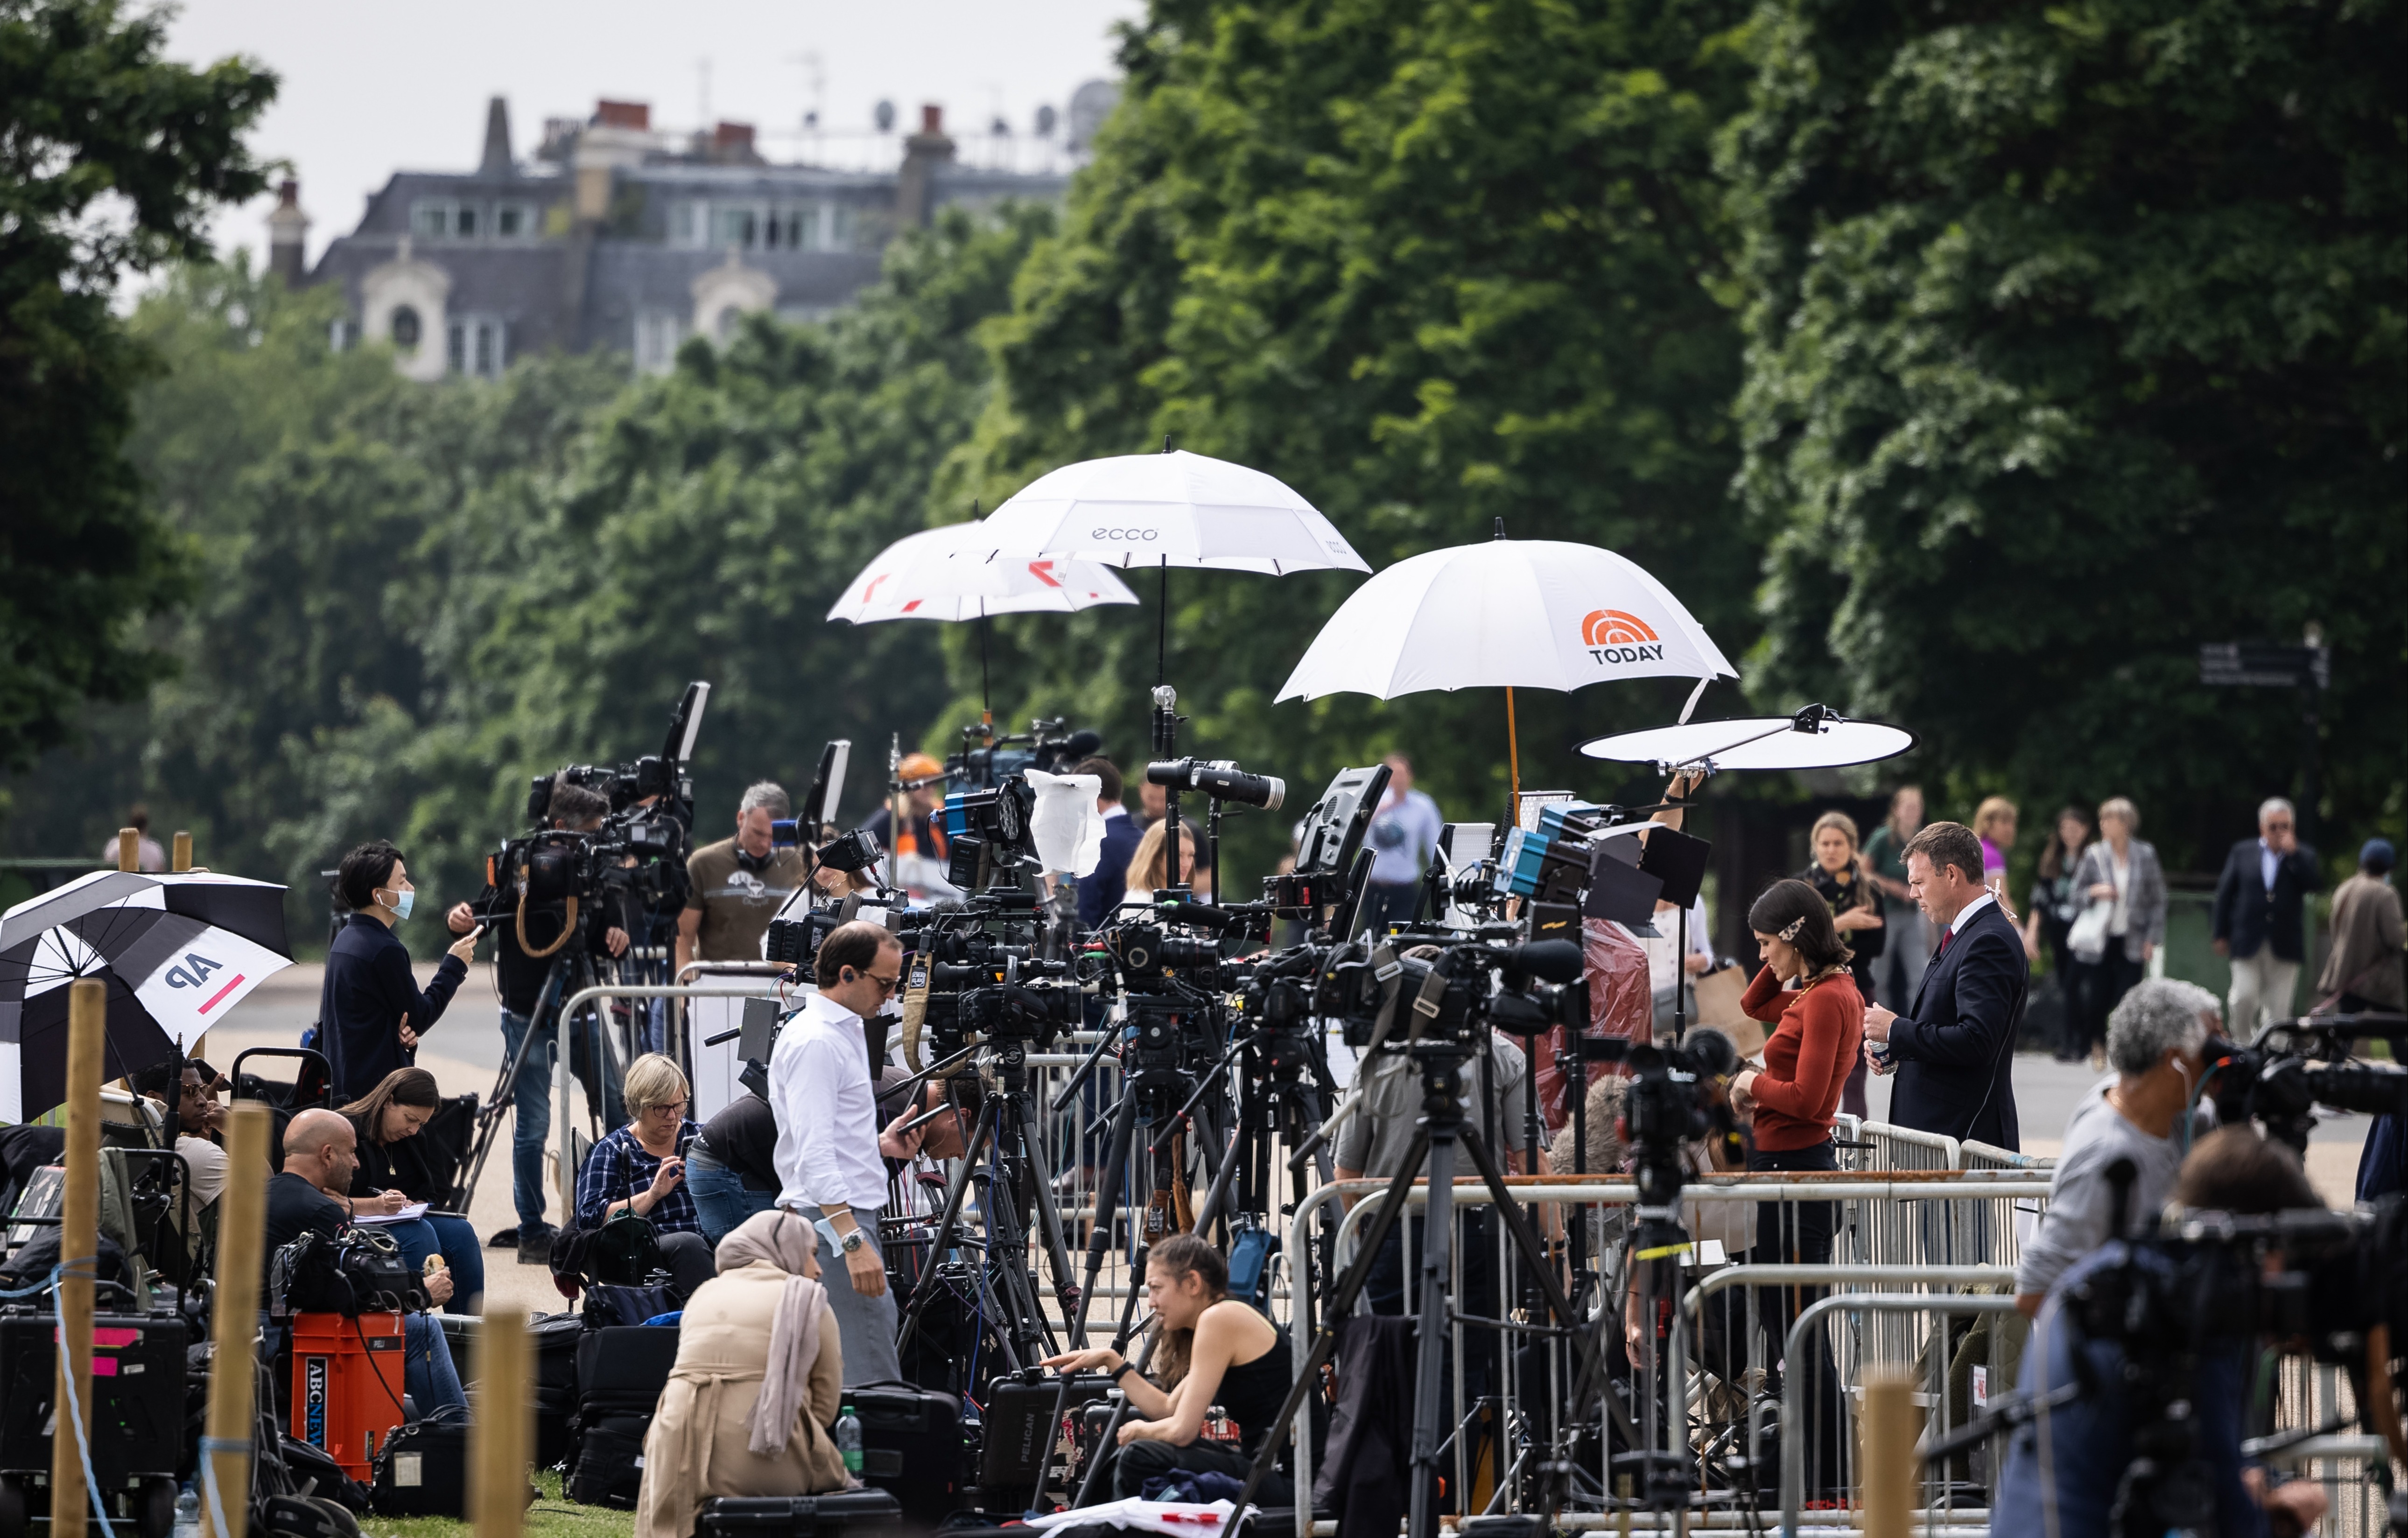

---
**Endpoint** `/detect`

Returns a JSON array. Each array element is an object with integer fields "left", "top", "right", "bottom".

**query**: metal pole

[
  {"left": 203, "top": 1102, "right": 272, "bottom": 1538},
  {"left": 472, "top": 1307, "right": 530, "bottom": 1538},
  {"left": 50, "top": 979, "right": 105, "bottom": 1538}
]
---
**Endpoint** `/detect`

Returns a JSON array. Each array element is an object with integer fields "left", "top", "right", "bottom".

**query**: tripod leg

[
  {"left": 1408, "top": 1133, "right": 1457, "bottom": 1538},
  {"left": 1014, "top": 1092, "right": 1086, "bottom": 1347},
  {"left": 896, "top": 1097, "right": 1001, "bottom": 1359},
  {"left": 1072, "top": 1091, "right": 1140, "bottom": 1345},
  {"left": 455, "top": 956, "right": 568, "bottom": 1213}
]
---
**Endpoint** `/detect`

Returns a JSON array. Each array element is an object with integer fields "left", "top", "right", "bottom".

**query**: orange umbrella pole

[{"left": 1505, "top": 686, "right": 1521, "bottom": 829}]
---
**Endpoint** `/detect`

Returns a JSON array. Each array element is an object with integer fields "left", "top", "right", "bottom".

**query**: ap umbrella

[
  {"left": 1276, "top": 522, "right": 1737, "bottom": 811},
  {"left": 0, "top": 870, "right": 294, "bottom": 1121}
]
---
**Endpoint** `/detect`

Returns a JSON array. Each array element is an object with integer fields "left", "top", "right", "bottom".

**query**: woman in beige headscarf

[{"left": 635, "top": 1209, "right": 848, "bottom": 1538}]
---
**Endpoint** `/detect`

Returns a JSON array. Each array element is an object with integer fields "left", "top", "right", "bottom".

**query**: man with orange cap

[{"left": 865, "top": 752, "right": 955, "bottom": 898}]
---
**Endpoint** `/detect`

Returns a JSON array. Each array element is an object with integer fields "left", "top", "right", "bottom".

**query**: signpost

[{"left": 2200, "top": 630, "right": 2329, "bottom": 847}]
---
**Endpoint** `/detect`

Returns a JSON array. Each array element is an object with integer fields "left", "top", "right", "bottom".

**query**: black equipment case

[
  {"left": 841, "top": 1383, "right": 967, "bottom": 1528},
  {"left": 0, "top": 1306, "right": 189, "bottom": 1538},
  {"left": 975, "top": 1373, "right": 1115, "bottom": 1512},
  {"left": 693, "top": 1490, "right": 906, "bottom": 1538},
  {"left": 567, "top": 1323, "right": 680, "bottom": 1508},
  {"left": 368, "top": 1406, "right": 469, "bottom": 1517}
]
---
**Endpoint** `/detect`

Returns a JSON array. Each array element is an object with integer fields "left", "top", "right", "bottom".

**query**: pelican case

[
  {"left": 0, "top": 1306, "right": 188, "bottom": 1538},
  {"left": 839, "top": 1383, "right": 967, "bottom": 1527},
  {"left": 975, "top": 1373, "right": 1115, "bottom": 1512},
  {"left": 692, "top": 1490, "right": 906, "bottom": 1538}
]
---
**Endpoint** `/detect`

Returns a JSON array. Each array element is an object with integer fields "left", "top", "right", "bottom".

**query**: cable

[{"left": 50, "top": 1264, "right": 121, "bottom": 1538}]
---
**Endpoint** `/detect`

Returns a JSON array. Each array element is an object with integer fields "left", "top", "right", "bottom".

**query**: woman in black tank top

[{"left": 1042, "top": 1234, "right": 1293, "bottom": 1501}]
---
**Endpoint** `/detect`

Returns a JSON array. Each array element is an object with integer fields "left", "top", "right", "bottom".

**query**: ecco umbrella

[
  {"left": 1276, "top": 524, "right": 1736, "bottom": 812},
  {"left": 0, "top": 870, "right": 294, "bottom": 1121},
  {"left": 975, "top": 445, "right": 1369, "bottom": 681}
]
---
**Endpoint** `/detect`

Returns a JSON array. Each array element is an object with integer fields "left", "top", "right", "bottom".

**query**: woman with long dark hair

[
  {"left": 1041, "top": 1233, "right": 1292, "bottom": 1500},
  {"left": 339, "top": 1067, "right": 486, "bottom": 1312},
  {"left": 2024, "top": 807, "right": 2094, "bottom": 1062}
]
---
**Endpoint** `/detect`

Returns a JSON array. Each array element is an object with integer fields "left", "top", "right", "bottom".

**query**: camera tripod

[
  {"left": 1229, "top": 1034, "right": 1640, "bottom": 1538},
  {"left": 893, "top": 1038, "right": 1087, "bottom": 1373},
  {"left": 448, "top": 901, "right": 622, "bottom": 1215}
]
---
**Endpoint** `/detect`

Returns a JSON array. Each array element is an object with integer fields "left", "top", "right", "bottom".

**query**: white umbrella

[
  {"left": 826, "top": 521, "right": 1141, "bottom": 624},
  {"left": 977, "top": 447, "right": 1369, "bottom": 576},
  {"left": 1275, "top": 525, "right": 1736, "bottom": 811}
]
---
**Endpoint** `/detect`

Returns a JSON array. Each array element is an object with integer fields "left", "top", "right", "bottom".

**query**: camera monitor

[
  {"left": 1292, "top": 763, "right": 1393, "bottom": 885},
  {"left": 800, "top": 739, "right": 850, "bottom": 832}
]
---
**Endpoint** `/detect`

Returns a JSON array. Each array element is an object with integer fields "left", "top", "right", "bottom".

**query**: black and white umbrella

[{"left": 0, "top": 870, "right": 294, "bottom": 1122}]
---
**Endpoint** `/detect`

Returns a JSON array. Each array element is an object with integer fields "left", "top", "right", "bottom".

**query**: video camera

[
  {"left": 2203, "top": 1013, "right": 2408, "bottom": 1154},
  {"left": 896, "top": 897, "right": 1082, "bottom": 1063},
  {"left": 949, "top": 717, "right": 1101, "bottom": 790},
  {"left": 1317, "top": 932, "right": 1589, "bottom": 1051}
]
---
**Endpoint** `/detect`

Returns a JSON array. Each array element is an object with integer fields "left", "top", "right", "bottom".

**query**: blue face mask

[{"left": 384, "top": 887, "right": 415, "bottom": 922}]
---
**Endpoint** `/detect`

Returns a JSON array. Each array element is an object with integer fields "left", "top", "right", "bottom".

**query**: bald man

[{"left": 267, "top": 1109, "right": 466, "bottom": 1413}]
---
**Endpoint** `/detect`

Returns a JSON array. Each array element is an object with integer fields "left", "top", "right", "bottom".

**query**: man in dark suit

[
  {"left": 1864, "top": 821, "right": 2027, "bottom": 1149},
  {"left": 2210, "top": 796, "right": 2322, "bottom": 1030},
  {"left": 1076, "top": 757, "right": 1144, "bottom": 929}
]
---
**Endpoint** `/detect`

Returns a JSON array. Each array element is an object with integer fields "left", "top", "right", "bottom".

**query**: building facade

[{"left": 294, "top": 96, "right": 1081, "bottom": 378}]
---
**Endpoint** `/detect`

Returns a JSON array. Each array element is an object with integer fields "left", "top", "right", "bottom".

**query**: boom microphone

[{"left": 1059, "top": 729, "right": 1104, "bottom": 762}]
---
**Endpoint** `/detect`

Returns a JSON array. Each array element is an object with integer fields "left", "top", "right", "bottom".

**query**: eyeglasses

[
  {"left": 861, "top": 970, "right": 904, "bottom": 998},
  {"left": 641, "top": 1099, "right": 690, "bottom": 1119}
]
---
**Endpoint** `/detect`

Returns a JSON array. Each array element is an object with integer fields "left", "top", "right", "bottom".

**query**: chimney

[
  {"left": 712, "top": 121, "right": 758, "bottom": 162},
  {"left": 577, "top": 100, "right": 654, "bottom": 224},
  {"left": 895, "top": 104, "right": 955, "bottom": 230},
  {"left": 594, "top": 99, "right": 651, "bottom": 130},
  {"left": 479, "top": 96, "right": 514, "bottom": 177},
  {"left": 267, "top": 179, "right": 309, "bottom": 286}
]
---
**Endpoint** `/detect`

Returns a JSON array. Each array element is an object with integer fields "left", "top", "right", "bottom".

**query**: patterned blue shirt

[{"left": 575, "top": 1122, "right": 702, "bottom": 1234}]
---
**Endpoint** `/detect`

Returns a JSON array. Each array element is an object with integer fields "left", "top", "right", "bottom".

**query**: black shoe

[
  {"left": 517, "top": 1223, "right": 558, "bottom": 1266},
  {"left": 488, "top": 1225, "right": 520, "bottom": 1248}
]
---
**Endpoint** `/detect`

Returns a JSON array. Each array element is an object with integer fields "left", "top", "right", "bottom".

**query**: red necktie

[{"left": 1938, "top": 928, "right": 1954, "bottom": 955}]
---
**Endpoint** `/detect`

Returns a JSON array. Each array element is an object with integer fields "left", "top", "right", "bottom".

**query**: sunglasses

[{"left": 856, "top": 969, "right": 904, "bottom": 998}]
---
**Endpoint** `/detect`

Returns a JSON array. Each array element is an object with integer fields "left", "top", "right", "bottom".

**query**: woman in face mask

[{"left": 319, "top": 840, "right": 483, "bottom": 1102}]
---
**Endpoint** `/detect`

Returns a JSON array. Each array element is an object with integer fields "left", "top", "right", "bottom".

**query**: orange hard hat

[{"left": 898, "top": 752, "right": 944, "bottom": 781}]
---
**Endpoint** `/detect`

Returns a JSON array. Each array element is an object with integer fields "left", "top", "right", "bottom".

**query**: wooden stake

[
  {"left": 202, "top": 1103, "right": 271, "bottom": 1538},
  {"left": 117, "top": 828, "right": 139, "bottom": 873},
  {"left": 50, "top": 980, "right": 107, "bottom": 1538},
  {"left": 173, "top": 832, "right": 192, "bottom": 873},
  {"left": 472, "top": 1307, "right": 531, "bottom": 1538},
  {"left": 1860, "top": 1370, "right": 1917, "bottom": 1538}
]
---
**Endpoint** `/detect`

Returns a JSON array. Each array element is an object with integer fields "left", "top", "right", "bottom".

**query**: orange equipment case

[{"left": 288, "top": 1311, "right": 407, "bottom": 1479}]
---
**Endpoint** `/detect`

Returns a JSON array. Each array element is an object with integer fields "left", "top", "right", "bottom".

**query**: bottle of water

[
  {"left": 172, "top": 1483, "right": 201, "bottom": 1538},
  {"left": 834, "top": 1407, "right": 864, "bottom": 1476}
]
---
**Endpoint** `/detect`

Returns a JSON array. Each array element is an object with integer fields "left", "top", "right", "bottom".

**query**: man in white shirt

[
  {"left": 770, "top": 920, "right": 924, "bottom": 1384},
  {"left": 1357, "top": 754, "right": 1444, "bottom": 934}
]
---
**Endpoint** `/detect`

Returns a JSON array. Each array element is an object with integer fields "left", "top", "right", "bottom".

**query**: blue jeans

[
  {"left": 384, "top": 1214, "right": 486, "bottom": 1314},
  {"left": 686, "top": 1149, "right": 776, "bottom": 1245},
  {"left": 402, "top": 1312, "right": 465, "bottom": 1414},
  {"left": 499, "top": 1007, "right": 557, "bottom": 1230}
]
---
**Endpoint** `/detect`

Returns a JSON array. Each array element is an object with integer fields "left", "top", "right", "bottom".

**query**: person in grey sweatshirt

[{"left": 2013, "top": 978, "right": 2220, "bottom": 1315}]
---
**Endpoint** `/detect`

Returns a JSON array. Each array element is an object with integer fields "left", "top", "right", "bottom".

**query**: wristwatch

[{"left": 816, "top": 1216, "right": 869, "bottom": 1255}]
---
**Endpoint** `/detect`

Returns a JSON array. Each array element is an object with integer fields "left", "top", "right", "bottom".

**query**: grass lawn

[{"left": 358, "top": 1470, "right": 633, "bottom": 1538}]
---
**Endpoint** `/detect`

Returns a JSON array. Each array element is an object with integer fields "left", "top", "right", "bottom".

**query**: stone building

[{"left": 290, "top": 95, "right": 1087, "bottom": 378}]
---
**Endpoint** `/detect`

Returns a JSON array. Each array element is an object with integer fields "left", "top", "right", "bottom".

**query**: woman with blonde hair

[
  {"left": 1122, "top": 818, "right": 1210, "bottom": 908},
  {"left": 635, "top": 1210, "right": 846, "bottom": 1538},
  {"left": 574, "top": 1052, "right": 715, "bottom": 1297},
  {"left": 1800, "top": 811, "right": 1883, "bottom": 1117},
  {"left": 2067, "top": 797, "right": 2167, "bottom": 1071},
  {"left": 1973, "top": 797, "right": 2019, "bottom": 901}
]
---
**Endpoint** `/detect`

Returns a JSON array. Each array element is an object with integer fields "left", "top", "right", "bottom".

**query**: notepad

[{"left": 349, "top": 1202, "right": 427, "bottom": 1225}]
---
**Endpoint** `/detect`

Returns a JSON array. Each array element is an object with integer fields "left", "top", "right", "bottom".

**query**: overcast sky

[{"left": 167, "top": 0, "right": 1144, "bottom": 267}]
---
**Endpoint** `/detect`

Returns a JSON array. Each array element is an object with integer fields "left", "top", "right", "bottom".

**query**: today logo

[
  {"left": 1580, "top": 609, "right": 1665, "bottom": 665},
  {"left": 1089, "top": 526, "right": 1159, "bottom": 541}
]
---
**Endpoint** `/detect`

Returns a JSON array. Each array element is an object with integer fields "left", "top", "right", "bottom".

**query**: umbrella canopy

[
  {"left": 0, "top": 870, "right": 293, "bottom": 1121},
  {"left": 976, "top": 449, "right": 1369, "bottom": 574},
  {"left": 1578, "top": 710, "right": 1915, "bottom": 773},
  {"left": 826, "top": 521, "right": 1143, "bottom": 624},
  {"left": 1277, "top": 536, "right": 1735, "bottom": 702}
]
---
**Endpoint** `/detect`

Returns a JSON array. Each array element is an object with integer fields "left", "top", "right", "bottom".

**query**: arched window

[{"left": 390, "top": 305, "right": 422, "bottom": 352}]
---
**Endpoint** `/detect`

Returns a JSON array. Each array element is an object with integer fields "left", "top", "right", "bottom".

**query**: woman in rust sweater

[{"left": 1728, "top": 878, "right": 1862, "bottom": 1489}]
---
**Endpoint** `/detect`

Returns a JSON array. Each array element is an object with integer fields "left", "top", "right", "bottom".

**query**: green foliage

[
  {"left": 962, "top": 0, "right": 1764, "bottom": 884},
  {"left": 1728, "top": 0, "right": 2408, "bottom": 874},
  {"left": 0, "top": 0, "right": 275, "bottom": 773}
]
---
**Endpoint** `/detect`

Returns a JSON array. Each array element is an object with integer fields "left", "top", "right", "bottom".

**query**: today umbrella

[
  {"left": 0, "top": 870, "right": 294, "bottom": 1122},
  {"left": 974, "top": 444, "right": 1370, "bottom": 681},
  {"left": 827, "top": 518, "right": 1142, "bottom": 713},
  {"left": 1276, "top": 522, "right": 1737, "bottom": 815}
]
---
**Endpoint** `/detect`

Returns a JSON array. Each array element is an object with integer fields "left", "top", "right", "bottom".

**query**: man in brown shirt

[{"left": 678, "top": 781, "right": 812, "bottom": 972}]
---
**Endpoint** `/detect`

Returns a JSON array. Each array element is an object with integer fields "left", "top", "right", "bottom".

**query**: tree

[
  {"left": 1728, "top": 0, "right": 2408, "bottom": 871},
  {"left": 963, "top": 0, "right": 1762, "bottom": 884},
  {"left": 0, "top": 0, "right": 275, "bottom": 773}
]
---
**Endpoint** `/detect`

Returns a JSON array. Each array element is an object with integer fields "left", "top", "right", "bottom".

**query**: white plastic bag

[{"left": 1024, "top": 769, "right": 1105, "bottom": 878}]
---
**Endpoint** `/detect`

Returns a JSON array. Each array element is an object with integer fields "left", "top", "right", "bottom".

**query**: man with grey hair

[
  {"left": 2013, "top": 978, "right": 2221, "bottom": 1315},
  {"left": 2211, "top": 796, "right": 2322, "bottom": 1030},
  {"left": 678, "top": 781, "right": 809, "bottom": 975}
]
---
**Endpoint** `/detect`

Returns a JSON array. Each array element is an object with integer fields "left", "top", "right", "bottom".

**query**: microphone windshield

[{"left": 1060, "top": 729, "right": 1103, "bottom": 761}]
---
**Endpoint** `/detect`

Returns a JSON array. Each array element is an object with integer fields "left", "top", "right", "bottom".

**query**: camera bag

[
  {"left": 369, "top": 1406, "right": 470, "bottom": 1517},
  {"left": 566, "top": 1324, "right": 679, "bottom": 1508},
  {"left": 693, "top": 1490, "right": 906, "bottom": 1538}
]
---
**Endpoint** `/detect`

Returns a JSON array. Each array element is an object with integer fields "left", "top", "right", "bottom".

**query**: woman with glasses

[
  {"left": 575, "top": 1052, "right": 715, "bottom": 1298},
  {"left": 339, "top": 1066, "right": 486, "bottom": 1312}
]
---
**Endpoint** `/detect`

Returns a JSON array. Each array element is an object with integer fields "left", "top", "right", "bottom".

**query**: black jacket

[
  {"left": 471, "top": 879, "right": 638, "bottom": 1018},
  {"left": 1886, "top": 898, "right": 2025, "bottom": 1149},
  {"left": 1315, "top": 1315, "right": 1414, "bottom": 1538},
  {"left": 319, "top": 915, "right": 464, "bottom": 1102},
  {"left": 2211, "top": 838, "right": 2322, "bottom": 963},
  {"left": 1079, "top": 811, "right": 1146, "bottom": 929}
]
